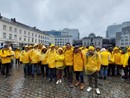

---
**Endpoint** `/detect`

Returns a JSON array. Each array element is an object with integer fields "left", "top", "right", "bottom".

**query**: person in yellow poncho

[
  {"left": 29, "top": 44, "right": 40, "bottom": 77},
  {"left": 120, "top": 48, "right": 129, "bottom": 79},
  {"left": 73, "top": 46, "right": 85, "bottom": 90},
  {"left": 95, "top": 46, "right": 101, "bottom": 54},
  {"left": 40, "top": 46, "right": 48, "bottom": 78},
  {"left": 127, "top": 47, "right": 130, "bottom": 80},
  {"left": 14, "top": 48, "right": 21, "bottom": 66},
  {"left": 55, "top": 47, "right": 65, "bottom": 84},
  {"left": 46, "top": 44, "right": 57, "bottom": 82},
  {"left": 20, "top": 45, "right": 30, "bottom": 77},
  {"left": 113, "top": 47, "right": 121, "bottom": 76},
  {"left": 85, "top": 46, "right": 101, "bottom": 95},
  {"left": 0, "top": 45, "right": 13, "bottom": 78},
  {"left": 100, "top": 48, "right": 110, "bottom": 80},
  {"left": 64, "top": 42, "right": 74, "bottom": 88},
  {"left": 107, "top": 47, "right": 115, "bottom": 76}
]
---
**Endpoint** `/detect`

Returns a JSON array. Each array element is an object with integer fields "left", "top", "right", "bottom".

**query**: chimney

[
  {"left": 33, "top": 26, "right": 36, "bottom": 29},
  {"left": 13, "top": 18, "right": 16, "bottom": 22},
  {"left": 11, "top": 18, "right": 16, "bottom": 22},
  {"left": 0, "top": 13, "right": 2, "bottom": 18}
]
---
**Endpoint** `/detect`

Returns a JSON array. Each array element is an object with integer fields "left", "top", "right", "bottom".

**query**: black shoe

[
  {"left": 7, "top": 74, "right": 11, "bottom": 76},
  {"left": 122, "top": 76, "right": 128, "bottom": 79},
  {"left": 48, "top": 78, "right": 52, "bottom": 82},
  {"left": 104, "top": 76, "right": 107, "bottom": 80}
]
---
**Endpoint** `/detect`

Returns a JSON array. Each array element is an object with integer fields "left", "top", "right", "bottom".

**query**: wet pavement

[{"left": 0, "top": 65, "right": 130, "bottom": 98}]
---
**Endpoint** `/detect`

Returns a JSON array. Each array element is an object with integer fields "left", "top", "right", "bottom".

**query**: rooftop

[{"left": 0, "top": 15, "right": 49, "bottom": 36}]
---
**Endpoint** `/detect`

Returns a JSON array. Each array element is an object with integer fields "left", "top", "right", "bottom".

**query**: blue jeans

[
  {"left": 49, "top": 68, "right": 56, "bottom": 80},
  {"left": 23, "top": 64, "right": 29, "bottom": 75},
  {"left": 31, "top": 64, "right": 40, "bottom": 75},
  {"left": 75, "top": 71, "right": 84, "bottom": 83},
  {"left": 100, "top": 65, "right": 108, "bottom": 77}
]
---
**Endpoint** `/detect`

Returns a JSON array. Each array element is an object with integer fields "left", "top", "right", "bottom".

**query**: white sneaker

[
  {"left": 95, "top": 88, "right": 101, "bottom": 95},
  {"left": 56, "top": 80, "right": 59, "bottom": 84},
  {"left": 59, "top": 79, "right": 62, "bottom": 83},
  {"left": 87, "top": 87, "right": 92, "bottom": 92}
]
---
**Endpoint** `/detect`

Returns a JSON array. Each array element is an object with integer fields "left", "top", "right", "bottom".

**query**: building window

[
  {"left": 1, "top": 43, "right": 3, "bottom": 46},
  {"left": 14, "top": 28, "right": 17, "bottom": 33},
  {"left": 24, "top": 38, "right": 26, "bottom": 41},
  {"left": 35, "top": 34, "right": 37, "bottom": 37},
  {"left": 14, "top": 35, "right": 17, "bottom": 39},
  {"left": 3, "top": 25, "right": 6, "bottom": 30},
  {"left": 38, "top": 35, "right": 40, "bottom": 38},
  {"left": 9, "top": 34, "right": 12, "bottom": 40},
  {"left": 9, "top": 27, "right": 12, "bottom": 32},
  {"left": 125, "top": 43, "right": 128, "bottom": 45},
  {"left": 3, "top": 33, "right": 6, "bottom": 39},
  {"left": 32, "top": 33, "right": 34, "bottom": 37},
  {"left": 19, "top": 29, "right": 22, "bottom": 34},
  {"left": 24, "top": 31, "right": 26, "bottom": 35},
  {"left": 99, "top": 42, "right": 100, "bottom": 45},
  {"left": 32, "top": 38, "right": 34, "bottom": 42},
  {"left": 28, "top": 32, "right": 30, "bottom": 36},
  {"left": 125, "top": 39, "right": 128, "bottom": 41},
  {"left": 121, "top": 39, "right": 124, "bottom": 42},
  {"left": 19, "top": 37, "right": 22, "bottom": 41},
  {"left": 125, "top": 36, "right": 128, "bottom": 38},
  {"left": 28, "top": 39, "right": 30, "bottom": 42},
  {"left": 35, "top": 39, "right": 37, "bottom": 43}
]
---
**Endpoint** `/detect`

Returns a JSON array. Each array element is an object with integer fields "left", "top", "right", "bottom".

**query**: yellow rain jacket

[
  {"left": 64, "top": 48, "right": 73, "bottom": 66},
  {"left": 0, "top": 49, "right": 12, "bottom": 64},
  {"left": 114, "top": 52, "right": 121, "bottom": 65},
  {"left": 46, "top": 49, "right": 56, "bottom": 68},
  {"left": 41, "top": 53, "right": 47, "bottom": 65},
  {"left": 85, "top": 52, "right": 101, "bottom": 75},
  {"left": 73, "top": 51, "right": 85, "bottom": 71},
  {"left": 120, "top": 53, "right": 129, "bottom": 67},
  {"left": 14, "top": 50, "right": 21, "bottom": 59},
  {"left": 20, "top": 50, "right": 30, "bottom": 64},
  {"left": 100, "top": 51, "right": 110, "bottom": 66},
  {"left": 109, "top": 52, "right": 114, "bottom": 64},
  {"left": 55, "top": 53, "right": 65, "bottom": 69},
  {"left": 29, "top": 49, "right": 40, "bottom": 64}
]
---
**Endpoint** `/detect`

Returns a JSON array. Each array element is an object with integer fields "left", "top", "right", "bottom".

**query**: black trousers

[
  {"left": 41, "top": 64, "right": 49, "bottom": 77},
  {"left": 123, "top": 66, "right": 129, "bottom": 78},
  {"left": 1, "top": 63, "right": 10, "bottom": 76},
  {"left": 66, "top": 66, "right": 73, "bottom": 83},
  {"left": 15, "top": 59, "right": 20, "bottom": 65},
  {"left": 88, "top": 72, "right": 98, "bottom": 88},
  {"left": 108, "top": 64, "right": 115, "bottom": 76},
  {"left": 115, "top": 64, "right": 122, "bottom": 76}
]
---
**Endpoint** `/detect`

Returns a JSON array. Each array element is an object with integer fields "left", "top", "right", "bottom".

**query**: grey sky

[{"left": 0, "top": 0, "right": 130, "bottom": 38}]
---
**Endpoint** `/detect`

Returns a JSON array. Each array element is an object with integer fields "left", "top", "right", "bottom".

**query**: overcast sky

[{"left": 0, "top": 0, "right": 130, "bottom": 38}]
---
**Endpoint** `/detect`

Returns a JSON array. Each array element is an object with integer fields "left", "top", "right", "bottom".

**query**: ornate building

[{"left": 82, "top": 33, "right": 102, "bottom": 47}]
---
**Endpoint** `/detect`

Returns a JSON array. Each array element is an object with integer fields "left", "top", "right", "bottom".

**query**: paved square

[{"left": 0, "top": 66, "right": 130, "bottom": 98}]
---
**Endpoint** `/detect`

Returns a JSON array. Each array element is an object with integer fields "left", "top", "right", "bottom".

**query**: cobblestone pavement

[{"left": 0, "top": 65, "right": 130, "bottom": 98}]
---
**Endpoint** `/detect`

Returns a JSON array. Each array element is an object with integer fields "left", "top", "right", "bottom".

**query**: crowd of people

[{"left": 0, "top": 43, "right": 130, "bottom": 95}]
